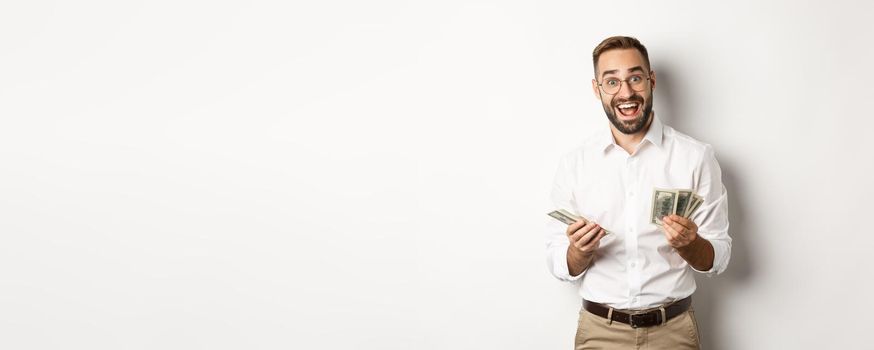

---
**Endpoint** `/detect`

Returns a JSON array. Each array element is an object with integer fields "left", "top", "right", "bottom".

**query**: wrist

[{"left": 568, "top": 245, "right": 593, "bottom": 261}]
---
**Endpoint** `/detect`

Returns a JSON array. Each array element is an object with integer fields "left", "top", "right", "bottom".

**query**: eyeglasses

[{"left": 597, "top": 73, "right": 652, "bottom": 95}]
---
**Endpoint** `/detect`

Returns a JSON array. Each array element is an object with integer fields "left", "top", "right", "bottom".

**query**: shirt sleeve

[
  {"left": 545, "top": 154, "right": 585, "bottom": 282},
  {"left": 690, "top": 144, "right": 732, "bottom": 277}
]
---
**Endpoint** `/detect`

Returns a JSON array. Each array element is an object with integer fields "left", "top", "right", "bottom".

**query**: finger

[
  {"left": 662, "top": 222, "right": 681, "bottom": 241},
  {"left": 593, "top": 229, "right": 607, "bottom": 244},
  {"left": 566, "top": 218, "right": 589, "bottom": 235},
  {"left": 571, "top": 222, "right": 601, "bottom": 246},
  {"left": 664, "top": 215, "right": 691, "bottom": 231},
  {"left": 580, "top": 229, "right": 606, "bottom": 250},
  {"left": 573, "top": 224, "right": 600, "bottom": 247},
  {"left": 666, "top": 220, "right": 688, "bottom": 237},
  {"left": 674, "top": 216, "right": 694, "bottom": 231},
  {"left": 571, "top": 221, "right": 597, "bottom": 239}
]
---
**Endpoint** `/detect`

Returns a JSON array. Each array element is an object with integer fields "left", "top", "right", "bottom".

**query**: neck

[{"left": 609, "top": 113, "right": 654, "bottom": 154}]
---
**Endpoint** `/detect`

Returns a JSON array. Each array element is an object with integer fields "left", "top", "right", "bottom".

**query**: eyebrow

[{"left": 601, "top": 66, "right": 646, "bottom": 78}]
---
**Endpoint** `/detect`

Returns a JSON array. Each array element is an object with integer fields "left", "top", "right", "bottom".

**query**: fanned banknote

[{"left": 650, "top": 188, "right": 703, "bottom": 225}]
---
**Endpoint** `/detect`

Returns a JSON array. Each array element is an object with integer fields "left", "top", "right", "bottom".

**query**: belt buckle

[{"left": 628, "top": 312, "right": 654, "bottom": 328}]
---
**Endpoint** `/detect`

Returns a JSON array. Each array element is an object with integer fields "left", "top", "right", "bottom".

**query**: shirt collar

[{"left": 599, "top": 112, "right": 664, "bottom": 153}]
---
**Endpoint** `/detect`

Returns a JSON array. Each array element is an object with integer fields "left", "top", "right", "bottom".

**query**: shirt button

[
  {"left": 633, "top": 297, "right": 639, "bottom": 303},
  {"left": 630, "top": 261, "right": 637, "bottom": 268},
  {"left": 629, "top": 191, "right": 635, "bottom": 197}
]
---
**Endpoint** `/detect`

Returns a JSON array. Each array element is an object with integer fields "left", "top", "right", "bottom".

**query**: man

[{"left": 545, "top": 36, "right": 731, "bottom": 349}]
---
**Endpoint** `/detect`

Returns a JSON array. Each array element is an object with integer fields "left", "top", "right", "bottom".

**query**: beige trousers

[{"left": 574, "top": 306, "right": 701, "bottom": 349}]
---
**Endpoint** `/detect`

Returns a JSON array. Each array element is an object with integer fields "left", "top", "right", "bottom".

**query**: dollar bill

[
  {"left": 547, "top": 209, "right": 611, "bottom": 235},
  {"left": 547, "top": 209, "right": 580, "bottom": 225},
  {"left": 650, "top": 189, "right": 705, "bottom": 224},
  {"left": 683, "top": 194, "right": 704, "bottom": 218},
  {"left": 650, "top": 188, "right": 679, "bottom": 225},
  {"left": 675, "top": 189, "right": 694, "bottom": 216}
]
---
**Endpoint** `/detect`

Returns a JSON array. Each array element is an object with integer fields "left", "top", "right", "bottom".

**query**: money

[
  {"left": 650, "top": 188, "right": 704, "bottom": 225},
  {"left": 547, "top": 209, "right": 611, "bottom": 235},
  {"left": 548, "top": 209, "right": 580, "bottom": 225},
  {"left": 683, "top": 194, "right": 704, "bottom": 218},
  {"left": 676, "top": 190, "right": 694, "bottom": 218},
  {"left": 650, "top": 188, "right": 679, "bottom": 225}
]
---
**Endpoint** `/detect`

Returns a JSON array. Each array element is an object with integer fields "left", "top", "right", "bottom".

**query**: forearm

[
  {"left": 567, "top": 245, "right": 595, "bottom": 277},
  {"left": 676, "top": 236, "right": 715, "bottom": 271}
]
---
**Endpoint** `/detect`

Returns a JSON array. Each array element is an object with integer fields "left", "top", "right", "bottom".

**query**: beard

[{"left": 602, "top": 94, "right": 653, "bottom": 135}]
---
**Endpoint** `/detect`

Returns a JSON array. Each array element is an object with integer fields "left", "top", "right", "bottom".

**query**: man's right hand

[
  {"left": 566, "top": 220, "right": 606, "bottom": 277},
  {"left": 567, "top": 220, "right": 606, "bottom": 258}
]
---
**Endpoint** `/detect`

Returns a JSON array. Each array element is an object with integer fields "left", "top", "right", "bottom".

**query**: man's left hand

[{"left": 662, "top": 215, "right": 698, "bottom": 248}]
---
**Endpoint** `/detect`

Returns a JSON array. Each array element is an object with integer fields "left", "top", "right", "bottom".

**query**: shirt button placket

[{"left": 625, "top": 156, "right": 642, "bottom": 307}]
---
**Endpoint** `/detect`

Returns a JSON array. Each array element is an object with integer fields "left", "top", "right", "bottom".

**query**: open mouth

[{"left": 615, "top": 101, "right": 641, "bottom": 118}]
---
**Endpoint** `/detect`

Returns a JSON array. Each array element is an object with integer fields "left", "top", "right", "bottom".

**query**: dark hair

[{"left": 592, "top": 36, "right": 651, "bottom": 75}]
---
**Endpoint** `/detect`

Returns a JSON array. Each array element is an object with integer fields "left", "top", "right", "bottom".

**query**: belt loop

[
  {"left": 606, "top": 307, "right": 613, "bottom": 325},
  {"left": 659, "top": 307, "right": 666, "bottom": 326}
]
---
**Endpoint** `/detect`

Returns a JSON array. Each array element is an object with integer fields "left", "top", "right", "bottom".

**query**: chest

[{"left": 569, "top": 150, "right": 698, "bottom": 220}]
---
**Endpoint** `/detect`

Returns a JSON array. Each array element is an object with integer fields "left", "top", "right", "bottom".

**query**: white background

[{"left": 1, "top": 1, "right": 872, "bottom": 349}]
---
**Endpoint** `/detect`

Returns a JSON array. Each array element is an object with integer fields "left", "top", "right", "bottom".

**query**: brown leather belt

[{"left": 582, "top": 297, "right": 692, "bottom": 328}]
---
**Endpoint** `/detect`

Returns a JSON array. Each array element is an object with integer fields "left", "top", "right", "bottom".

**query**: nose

[{"left": 616, "top": 80, "right": 635, "bottom": 98}]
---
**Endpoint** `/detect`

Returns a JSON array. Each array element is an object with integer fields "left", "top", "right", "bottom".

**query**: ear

[
  {"left": 649, "top": 70, "right": 656, "bottom": 91},
  {"left": 591, "top": 79, "right": 602, "bottom": 100}
]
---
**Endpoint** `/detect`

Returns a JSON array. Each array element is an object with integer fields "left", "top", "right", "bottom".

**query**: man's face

[{"left": 591, "top": 48, "right": 656, "bottom": 135}]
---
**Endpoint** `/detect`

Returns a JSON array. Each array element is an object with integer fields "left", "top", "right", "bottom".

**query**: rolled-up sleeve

[
  {"left": 690, "top": 144, "right": 732, "bottom": 277},
  {"left": 546, "top": 154, "right": 585, "bottom": 282}
]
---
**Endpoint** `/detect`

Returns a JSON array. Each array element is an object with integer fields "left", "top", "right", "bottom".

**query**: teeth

[{"left": 618, "top": 103, "right": 638, "bottom": 109}]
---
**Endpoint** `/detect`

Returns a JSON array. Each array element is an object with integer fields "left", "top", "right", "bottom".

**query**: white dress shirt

[{"left": 546, "top": 114, "right": 731, "bottom": 310}]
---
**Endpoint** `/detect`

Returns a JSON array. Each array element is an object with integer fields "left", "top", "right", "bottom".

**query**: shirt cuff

[
  {"left": 552, "top": 244, "right": 585, "bottom": 282},
  {"left": 690, "top": 237, "right": 730, "bottom": 277}
]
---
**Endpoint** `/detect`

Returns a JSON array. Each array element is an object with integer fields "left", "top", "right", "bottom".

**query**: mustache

[{"left": 612, "top": 95, "right": 645, "bottom": 108}]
